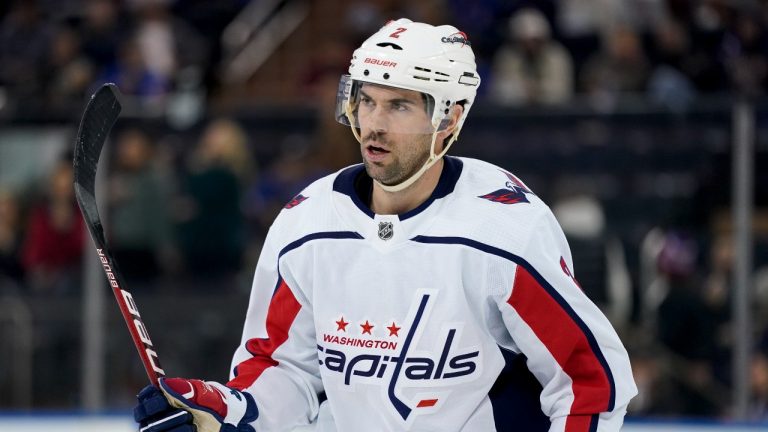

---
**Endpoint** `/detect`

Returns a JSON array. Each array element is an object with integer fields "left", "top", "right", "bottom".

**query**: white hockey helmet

[{"left": 335, "top": 18, "right": 481, "bottom": 192}]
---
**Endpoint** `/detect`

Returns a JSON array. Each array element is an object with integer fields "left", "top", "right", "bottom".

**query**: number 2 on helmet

[{"left": 389, "top": 27, "right": 407, "bottom": 38}]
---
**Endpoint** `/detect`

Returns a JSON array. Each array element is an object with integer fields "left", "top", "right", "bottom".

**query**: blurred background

[{"left": 0, "top": 0, "right": 767, "bottom": 430}]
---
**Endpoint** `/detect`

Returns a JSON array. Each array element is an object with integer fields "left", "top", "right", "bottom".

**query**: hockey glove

[
  {"left": 158, "top": 377, "right": 259, "bottom": 432},
  {"left": 134, "top": 384, "right": 195, "bottom": 432}
]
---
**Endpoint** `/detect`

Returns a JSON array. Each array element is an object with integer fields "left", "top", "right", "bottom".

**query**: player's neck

[{"left": 370, "top": 158, "right": 444, "bottom": 215}]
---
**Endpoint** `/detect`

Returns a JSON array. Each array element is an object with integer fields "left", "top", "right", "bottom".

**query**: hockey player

[{"left": 134, "top": 19, "right": 637, "bottom": 431}]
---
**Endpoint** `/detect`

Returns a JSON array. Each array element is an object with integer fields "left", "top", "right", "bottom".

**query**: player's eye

[
  {"left": 392, "top": 102, "right": 410, "bottom": 112},
  {"left": 360, "top": 96, "right": 374, "bottom": 106}
]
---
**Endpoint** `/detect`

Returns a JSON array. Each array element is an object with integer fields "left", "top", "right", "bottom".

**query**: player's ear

[
  {"left": 449, "top": 104, "right": 464, "bottom": 130},
  {"left": 436, "top": 104, "right": 464, "bottom": 142}
]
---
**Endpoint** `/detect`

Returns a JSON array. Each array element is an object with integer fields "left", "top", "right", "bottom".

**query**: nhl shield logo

[{"left": 378, "top": 221, "right": 394, "bottom": 240}]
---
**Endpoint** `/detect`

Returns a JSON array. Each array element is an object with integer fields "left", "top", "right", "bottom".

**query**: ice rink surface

[{"left": 1, "top": 415, "right": 767, "bottom": 431}]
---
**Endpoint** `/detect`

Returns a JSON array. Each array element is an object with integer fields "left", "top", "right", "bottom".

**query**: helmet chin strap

[
  {"left": 375, "top": 131, "right": 455, "bottom": 192},
  {"left": 345, "top": 100, "right": 461, "bottom": 193}
]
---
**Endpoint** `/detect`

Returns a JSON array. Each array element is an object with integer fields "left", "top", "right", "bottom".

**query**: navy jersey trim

[
  {"left": 279, "top": 231, "right": 364, "bottom": 259},
  {"left": 589, "top": 413, "right": 600, "bottom": 432},
  {"left": 399, "top": 156, "right": 463, "bottom": 221},
  {"left": 332, "top": 164, "right": 374, "bottom": 218},
  {"left": 332, "top": 157, "right": 464, "bottom": 221},
  {"left": 276, "top": 231, "right": 364, "bottom": 295},
  {"left": 411, "top": 235, "right": 617, "bottom": 411}
]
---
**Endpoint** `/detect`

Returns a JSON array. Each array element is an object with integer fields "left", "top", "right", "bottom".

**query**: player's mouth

[{"left": 365, "top": 144, "right": 390, "bottom": 162}]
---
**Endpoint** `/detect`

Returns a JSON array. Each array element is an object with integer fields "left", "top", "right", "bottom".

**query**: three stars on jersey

[{"left": 335, "top": 316, "right": 401, "bottom": 337}]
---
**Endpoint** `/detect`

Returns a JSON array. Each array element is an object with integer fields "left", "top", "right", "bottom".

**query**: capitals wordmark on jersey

[{"left": 317, "top": 291, "right": 480, "bottom": 424}]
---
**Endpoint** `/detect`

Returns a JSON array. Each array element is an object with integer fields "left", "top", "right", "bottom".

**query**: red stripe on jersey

[
  {"left": 228, "top": 279, "right": 302, "bottom": 390},
  {"left": 564, "top": 414, "right": 592, "bottom": 432},
  {"left": 507, "top": 265, "right": 611, "bottom": 428},
  {"left": 417, "top": 399, "right": 438, "bottom": 408}
]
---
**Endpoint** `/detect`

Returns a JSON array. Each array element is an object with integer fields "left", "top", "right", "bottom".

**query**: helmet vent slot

[
  {"left": 413, "top": 76, "right": 431, "bottom": 81},
  {"left": 435, "top": 71, "right": 450, "bottom": 77},
  {"left": 376, "top": 42, "right": 403, "bottom": 50},
  {"left": 415, "top": 66, "right": 432, "bottom": 73}
]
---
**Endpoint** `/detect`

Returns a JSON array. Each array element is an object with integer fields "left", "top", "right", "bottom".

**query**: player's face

[{"left": 356, "top": 84, "right": 437, "bottom": 186}]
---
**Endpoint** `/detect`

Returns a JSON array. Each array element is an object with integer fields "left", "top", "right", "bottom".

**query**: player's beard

[{"left": 362, "top": 131, "right": 432, "bottom": 187}]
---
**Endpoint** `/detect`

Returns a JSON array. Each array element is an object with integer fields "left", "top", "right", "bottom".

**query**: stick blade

[{"left": 73, "top": 83, "right": 122, "bottom": 244}]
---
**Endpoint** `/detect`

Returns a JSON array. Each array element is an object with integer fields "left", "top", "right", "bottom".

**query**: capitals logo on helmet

[{"left": 441, "top": 31, "right": 471, "bottom": 47}]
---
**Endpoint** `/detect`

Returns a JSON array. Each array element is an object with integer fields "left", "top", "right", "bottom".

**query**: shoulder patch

[
  {"left": 478, "top": 170, "right": 534, "bottom": 205},
  {"left": 501, "top": 170, "right": 531, "bottom": 194},
  {"left": 284, "top": 194, "right": 309, "bottom": 209},
  {"left": 479, "top": 189, "right": 529, "bottom": 205}
]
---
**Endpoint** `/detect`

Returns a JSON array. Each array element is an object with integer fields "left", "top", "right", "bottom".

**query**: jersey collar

[{"left": 332, "top": 156, "right": 463, "bottom": 221}]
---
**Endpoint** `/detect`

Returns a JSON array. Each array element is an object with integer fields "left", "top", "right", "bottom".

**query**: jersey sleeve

[
  {"left": 227, "top": 223, "right": 323, "bottom": 431},
  {"left": 495, "top": 209, "right": 637, "bottom": 432}
]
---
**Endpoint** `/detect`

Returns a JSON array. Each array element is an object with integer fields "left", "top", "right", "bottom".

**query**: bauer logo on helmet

[{"left": 364, "top": 58, "right": 398, "bottom": 68}]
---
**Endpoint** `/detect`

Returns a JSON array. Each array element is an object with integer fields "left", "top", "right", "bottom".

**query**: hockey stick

[{"left": 73, "top": 83, "right": 165, "bottom": 385}]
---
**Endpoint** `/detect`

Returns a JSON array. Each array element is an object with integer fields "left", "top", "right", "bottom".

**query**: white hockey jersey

[{"left": 228, "top": 156, "right": 637, "bottom": 432}]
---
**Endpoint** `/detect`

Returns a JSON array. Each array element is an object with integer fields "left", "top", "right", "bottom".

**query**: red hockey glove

[{"left": 159, "top": 377, "right": 259, "bottom": 432}]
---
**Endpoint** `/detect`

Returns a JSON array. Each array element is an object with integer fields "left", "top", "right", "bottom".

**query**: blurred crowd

[
  {"left": 0, "top": 113, "right": 357, "bottom": 294},
  {"left": 479, "top": 0, "right": 768, "bottom": 109},
  {"left": 0, "top": 0, "right": 767, "bottom": 422},
  {"left": 0, "top": 0, "right": 766, "bottom": 113},
  {"left": 629, "top": 228, "right": 768, "bottom": 419},
  {"left": 0, "top": 0, "right": 219, "bottom": 116}
]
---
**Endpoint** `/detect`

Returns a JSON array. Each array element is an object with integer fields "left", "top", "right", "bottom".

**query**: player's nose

[{"left": 367, "top": 107, "right": 389, "bottom": 134}]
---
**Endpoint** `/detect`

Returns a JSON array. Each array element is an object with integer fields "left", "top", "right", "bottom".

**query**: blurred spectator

[
  {"left": 654, "top": 231, "right": 724, "bottom": 416},
  {"left": 553, "top": 194, "right": 632, "bottom": 327},
  {"left": 721, "top": 11, "right": 768, "bottom": 95},
  {"left": 489, "top": 8, "right": 573, "bottom": 106},
  {"left": 752, "top": 348, "right": 768, "bottom": 420},
  {"left": 628, "top": 346, "right": 681, "bottom": 415},
  {"left": 555, "top": 0, "right": 604, "bottom": 73},
  {"left": 682, "top": 0, "right": 731, "bottom": 93},
  {"left": 647, "top": 19, "right": 697, "bottom": 110},
  {"left": 99, "top": 38, "right": 168, "bottom": 102},
  {"left": 580, "top": 26, "right": 649, "bottom": 109},
  {"left": 656, "top": 232, "right": 708, "bottom": 356},
  {"left": 20, "top": 157, "right": 84, "bottom": 294},
  {"left": 43, "top": 25, "right": 95, "bottom": 109},
  {"left": 342, "top": 0, "right": 387, "bottom": 45},
  {"left": 128, "top": 0, "right": 208, "bottom": 89},
  {"left": 108, "top": 127, "right": 173, "bottom": 286},
  {"left": 556, "top": 0, "right": 667, "bottom": 65},
  {"left": 175, "top": 119, "right": 251, "bottom": 283},
  {"left": 0, "top": 0, "right": 52, "bottom": 103},
  {"left": 554, "top": 0, "right": 667, "bottom": 76},
  {"left": 556, "top": 0, "right": 616, "bottom": 39},
  {"left": 702, "top": 232, "right": 736, "bottom": 385},
  {"left": 0, "top": 188, "right": 24, "bottom": 284},
  {"left": 79, "top": 0, "right": 127, "bottom": 73}
]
